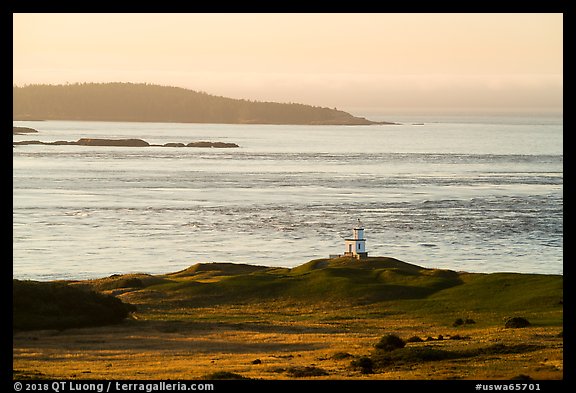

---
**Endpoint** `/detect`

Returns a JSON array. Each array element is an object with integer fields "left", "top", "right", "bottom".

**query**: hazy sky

[{"left": 13, "top": 13, "right": 563, "bottom": 115}]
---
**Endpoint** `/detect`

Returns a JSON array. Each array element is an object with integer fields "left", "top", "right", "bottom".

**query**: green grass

[
  {"left": 168, "top": 262, "right": 269, "bottom": 278},
  {"left": 141, "top": 257, "right": 465, "bottom": 306},
  {"left": 49, "top": 256, "right": 562, "bottom": 330},
  {"left": 433, "top": 272, "right": 563, "bottom": 311},
  {"left": 379, "top": 271, "right": 563, "bottom": 326}
]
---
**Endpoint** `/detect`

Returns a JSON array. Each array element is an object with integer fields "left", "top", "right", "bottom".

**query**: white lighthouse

[{"left": 344, "top": 219, "right": 368, "bottom": 259}]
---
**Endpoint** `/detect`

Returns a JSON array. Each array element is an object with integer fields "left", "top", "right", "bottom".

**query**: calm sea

[{"left": 13, "top": 115, "right": 563, "bottom": 280}]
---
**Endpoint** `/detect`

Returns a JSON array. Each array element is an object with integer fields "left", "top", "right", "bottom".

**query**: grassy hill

[
  {"left": 13, "top": 257, "right": 563, "bottom": 380},
  {"left": 85, "top": 257, "right": 464, "bottom": 305},
  {"left": 13, "top": 83, "right": 391, "bottom": 125},
  {"left": 72, "top": 256, "right": 562, "bottom": 326},
  {"left": 16, "top": 257, "right": 561, "bottom": 327}
]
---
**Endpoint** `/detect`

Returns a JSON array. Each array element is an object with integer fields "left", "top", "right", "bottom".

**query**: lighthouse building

[{"left": 344, "top": 220, "right": 368, "bottom": 259}]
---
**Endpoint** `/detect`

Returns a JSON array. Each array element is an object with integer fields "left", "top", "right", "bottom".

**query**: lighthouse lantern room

[{"left": 344, "top": 219, "right": 368, "bottom": 259}]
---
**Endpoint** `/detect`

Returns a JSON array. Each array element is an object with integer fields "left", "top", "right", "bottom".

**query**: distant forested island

[{"left": 13, "top": 82, "right": 392, "bottom": 125}]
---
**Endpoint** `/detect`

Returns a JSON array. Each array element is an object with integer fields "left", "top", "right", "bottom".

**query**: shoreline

[
  {"left": 12, "top": 255, "right": 564, "bottom": 283},
  {"left": 12, "top": 264, "right": 564, "bottom": 283},
  {"left": 14, "top": 117, "right": 399, "bottom": 126}
]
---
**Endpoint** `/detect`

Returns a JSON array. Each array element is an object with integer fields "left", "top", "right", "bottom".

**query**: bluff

[{"left": 13, "top": 83, "right": 393, "bottom": 126}]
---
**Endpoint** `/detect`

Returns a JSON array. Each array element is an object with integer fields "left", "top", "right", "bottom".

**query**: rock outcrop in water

[
  {"left": 76, "top": 138, "right": 150, "bottom": 147},
  {"left": 13, "top": 138, "right": 239, "bottom": 148},
  {"left": 13, "top": 126, "right": 38, "bottom": 135}
]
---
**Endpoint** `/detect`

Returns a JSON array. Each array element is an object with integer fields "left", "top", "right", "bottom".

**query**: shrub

[
  {"left": 453, "top": 317, "right": 475, "bottom": 326},
  {"left": 331, "top": 352, "right": 354, "bottom": 360},
  {"left": 453, "top": 318, "right": 464, "bottom": 327},
  {"left": 203, "top": 371, "right": 250, "bottom": 380},
  {"left": 511, "top": 374, "right": 533, "bottom": 380},
  {"left": 350, "top": 356, "right": 374, "bottom": 374},
  {"left": 370, "top": 340, "right": 543, "bottom": 370},
  {"left": 13, "top": 279, "right": 135, "bottom": 330},
  {"left": 505, "top": 317, "right": 531, "bottom": 328},
  {"left": 285, "top": 366, "right": 328, "bottom": 377},
  {"left": 375, "top": 334, "right": 406, "bottom": 351}
]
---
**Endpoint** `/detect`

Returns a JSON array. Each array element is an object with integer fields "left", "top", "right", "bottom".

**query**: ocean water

[{"left": 13, "top": 115, "right": 563, "bottom": 280}]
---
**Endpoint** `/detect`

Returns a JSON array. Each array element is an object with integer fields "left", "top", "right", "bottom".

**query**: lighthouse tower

[{"left": 344, "top": 219, "right": 368, "bottom": 259}]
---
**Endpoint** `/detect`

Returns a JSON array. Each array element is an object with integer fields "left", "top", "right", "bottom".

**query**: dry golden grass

[{"left": 13, "top": 300, "right": 563, "bottom": 380}]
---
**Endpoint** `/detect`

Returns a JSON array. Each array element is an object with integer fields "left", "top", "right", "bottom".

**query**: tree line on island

[{"left": 13, "top": 82, "right": 392, "bottom": 125}]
